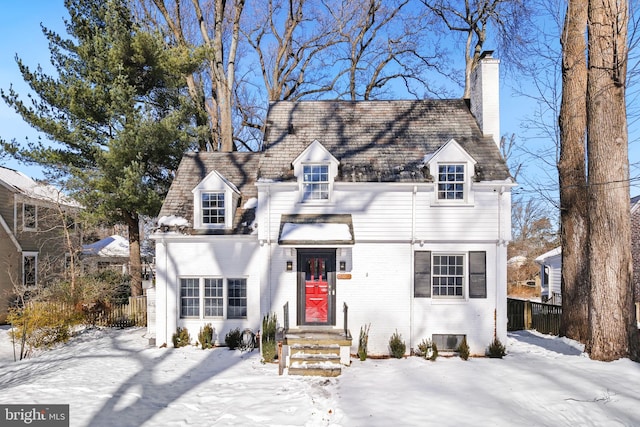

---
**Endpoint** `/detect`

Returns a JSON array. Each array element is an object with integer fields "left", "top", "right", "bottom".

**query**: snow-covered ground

[{"left": 1, "top": 326, "right": 639, "bottom": 427}]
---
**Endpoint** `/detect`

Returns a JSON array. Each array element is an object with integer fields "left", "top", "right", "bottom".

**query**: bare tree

[
  {"left": 421, "top": 0, "right": 532, "bottom": 98},
  {"left": 141, "top": 0, "right": 245, "bottom": 152},
  {"left": 586, "top": 0, "right": 639, "bottom": 361},
  {"left": 558, "top": 0, "right": 589, "bottom": 342}
]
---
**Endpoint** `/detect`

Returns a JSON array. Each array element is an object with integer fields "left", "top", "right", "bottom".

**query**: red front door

[
  {"left": 298, "top": 250, "right": 335, "bottom": 325},
  {"left": 305, "top": 257, "right": 329, "bottom": 323}
]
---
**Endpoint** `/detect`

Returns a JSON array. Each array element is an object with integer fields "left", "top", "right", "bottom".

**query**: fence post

[{"left": 524, "top": 300, "right": 532, "bottom": 330}]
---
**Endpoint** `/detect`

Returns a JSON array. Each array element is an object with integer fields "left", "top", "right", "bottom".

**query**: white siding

[{"left": 154, "top": 236, "right": 261, "bottom": 347}]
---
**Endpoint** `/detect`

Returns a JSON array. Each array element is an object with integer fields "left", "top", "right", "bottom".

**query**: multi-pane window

[
  {"left": 202, "top": 192, "right": 225, "bottom": 224},
  {"left": 227, "top": 278, "right": 247, "bottom": 319},
  {"left": 437, "top": 164, "right": 465, "bottom": 200},
  {"left": 204, "top": 278, "right": 224, "bottom": 317},
  {"left": 23, "top": 203, "right": 37, "bottom": 230},
  {"left": 302, "top": 165, "right": 329, "bottom": 201},
  {"left": 23, "top": 254, "right": 37, "bottom": 287},
  {"left": 180, "top": 278, "right": 200, "bottom": 318},
  {"left": 180, "top": 277, "right": 247, "bottom": 319},
  {"left": 432, "top": 254, "right": 465, "bottom": 298}
]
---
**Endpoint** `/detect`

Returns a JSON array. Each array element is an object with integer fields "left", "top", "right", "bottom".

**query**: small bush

[
  {"left": 416, "top": 338, "right": 438, "bottom": 361},
  {"left": 225, "top": 328, "right": 242, "bottom": 350},
  {"left": 198, "top": 323, "right": 214, "bottom": 349},
  {"left": 389, "top": 330, "right": 406, "bottom": 359},
  {"left": 487, "top": 337, "right": 506, "bottom": 358},
  {"left": 261, "top": 340, "right": 277, "bottom": 363},
  {"left": 261, "top": 313, "right": 278, "bottom": 362},
  {"left": 457, "top": 337, "right": 470, "bottom": 360},
  {"left": 357, "top": 324, "right": 371, "bottom": 361},
  {"left": 172, "top": 327, "right": 191, "bottom": 348}
]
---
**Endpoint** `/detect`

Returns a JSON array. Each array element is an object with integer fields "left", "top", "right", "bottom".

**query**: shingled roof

[
  {"left": 260, "top": 100, "right": 511, "bottom": 182},
  {"left": 159, "top": 152, "right": 261, "bottom": 235}
]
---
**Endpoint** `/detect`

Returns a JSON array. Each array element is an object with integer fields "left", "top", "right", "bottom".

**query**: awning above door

[{"left": 278, "top": 214, "right": 354, "bottom": 246}]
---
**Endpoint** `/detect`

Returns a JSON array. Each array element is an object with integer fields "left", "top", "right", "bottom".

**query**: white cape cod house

[{"left": 151, "top": 53, "right": 515, "bottom": 365}]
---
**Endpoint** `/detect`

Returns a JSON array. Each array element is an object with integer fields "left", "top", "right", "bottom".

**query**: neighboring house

[
  {"left": 151, "top": 52, "right": 515, "bottom": 359},
  {"left": 0, "top": 166, "right": 81, "bottom": 323},
  {"left": 82, "top": 234, "right": 130, "bottom": 275},
  {"left": 534, "top": 247, "right": 562, "bottom": 305}
]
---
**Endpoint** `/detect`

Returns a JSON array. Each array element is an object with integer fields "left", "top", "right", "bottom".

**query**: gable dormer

[
  {"left": 292, "top": 140, "right": 339, "bottom": 203},
  {"left": 192, "top": 170, "right": 240, "bottom": 229},
  {"left": 425, "top": 138, "right": 477, "bottom": 205}
]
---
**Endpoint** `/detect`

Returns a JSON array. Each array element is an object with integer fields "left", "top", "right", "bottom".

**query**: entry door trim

[{"left": 297, "top": 249, "right": 336, "bottom": 326}]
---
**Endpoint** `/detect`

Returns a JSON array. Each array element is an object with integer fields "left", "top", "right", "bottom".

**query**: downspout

[
  {"left": 163, "top": 238, "right": 168, "bottom": 347},
  {"left": 496, "top": 186, "right": 505, "bottom": 339},
  {"left": 267, "top": 186, "right": 272, "bottom": 311},
  {"left": 410, "top": 185, "right": 417, "bottom": 351}
]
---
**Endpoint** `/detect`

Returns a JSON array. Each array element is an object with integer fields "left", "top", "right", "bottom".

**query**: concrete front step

[
  {"left": 288, "top": 362, "right": 342, "bottom": 377},
  {"left": 283, "top": 328, "right": 351, "bottom": 376}
]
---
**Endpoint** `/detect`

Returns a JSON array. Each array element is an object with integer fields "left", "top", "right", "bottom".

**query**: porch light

[
  {"left": 286, "top": 261, "right": 293, "bottom": 271},
  {"left": 340, "top": 261, "right": 346, "bottom": 271}
]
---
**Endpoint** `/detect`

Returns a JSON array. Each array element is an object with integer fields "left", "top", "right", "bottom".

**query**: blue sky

[{"left": 1, "top": 1, "right": 638, "bottom": 202}]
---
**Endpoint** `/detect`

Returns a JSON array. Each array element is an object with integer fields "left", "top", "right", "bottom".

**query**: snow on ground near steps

[{"left": 0, "top": 327, "right": 639, "bottom": 427}]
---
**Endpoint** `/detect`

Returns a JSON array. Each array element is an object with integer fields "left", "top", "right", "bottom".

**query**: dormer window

[
  {"left": 438, "top": 164, "right": 465, "bottom": 200},
  {"left": 193, "top": 171, "right": 240, "bottom": 230},
  {"left": 426, "top": 139, "right": 476, "bottom": 205},
  {"left": 302, "top": 165, "right": 330, "bottom": 201},
  {"left": 202, "top": 192, "right": 225, "bottom": 224},
  {"left": 292, "top": 140, "right": 339, "bottom": 204}
]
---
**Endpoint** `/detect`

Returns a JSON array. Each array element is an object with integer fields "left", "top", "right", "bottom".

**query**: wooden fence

[
  {"left": 86, "top": 296, "right": 147, "bottom": 327},
  {"left": 507, "top": 298, "right": 561, "bottom": 335}
]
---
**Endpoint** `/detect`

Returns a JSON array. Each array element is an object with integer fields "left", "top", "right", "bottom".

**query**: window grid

[
  {"left": 202, "top": 192, "right": 225, "bottom": 224},
  {"left": 227, "top": 278, "right": 247, "bottom": 319},
  {"left": 432, "top": 254, "right": 465, "bottom": 297},
  {"left": 204, "top": 278, "right": 224, "bottom": 317},
  {"left": 180, "top": 278, "right": 200, "bottom": 318},
  {"left": 302, "top": 165, "right": 329, "bottom": 201},
  {"left": 23, "top": 204, "right": 37, "bottom": 229},
  {"left": 23, "top": 255, "right": 37, "bottom": 287},
  {"left": 438, "top": 164, "right": 465, "bottom": 200}
]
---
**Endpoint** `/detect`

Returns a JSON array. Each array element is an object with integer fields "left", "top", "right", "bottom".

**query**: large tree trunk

[
  {"left": 558, "top": 0, "right": 589, "bottom": 342},
  {"left": 126, "top": 211, "right": 143, "bottom": 297},
  {"left": 586, "top": 0, "right": 639, "bottom": 361}
]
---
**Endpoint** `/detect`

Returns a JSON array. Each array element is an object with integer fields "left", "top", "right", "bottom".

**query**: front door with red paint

[{"left": 298, "top": 250, "right": 336, "bottom": 325}]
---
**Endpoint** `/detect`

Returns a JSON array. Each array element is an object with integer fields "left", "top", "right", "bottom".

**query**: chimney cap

[{"left": 479, "top": 50, "right": 494, "bottom": 59}]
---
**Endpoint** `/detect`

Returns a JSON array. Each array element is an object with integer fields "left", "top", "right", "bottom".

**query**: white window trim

[
  {"left": 431, "top": 252, "right": 466, "bottom": 300},
  {"left": 178, "top": 277, "right": 247, "bottom": 320},
  {"left": 22, "top": 252, "right": 38, "bottom": 287},
  {"left": 292, "top": 140, "right": 339, "bottom": 204},
  {"left": 426, "top": 138, "right": 476, "bottom": 206},
  {"left": 436, "top": 163, "right": 467, "bottom": 203},
  {"left": 300, "top": 163, "right": 332, "bottom": 203},
  {"left": 192, "top": 171, "right": 240, "bottom": 230},
  {"left": 22, "top": 203, "right": 38, "bottom": 231}
]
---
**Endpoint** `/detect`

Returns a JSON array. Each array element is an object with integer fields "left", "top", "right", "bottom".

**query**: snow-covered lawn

[{"left": 1, "top": 326, "right": 639, "bottom": 427}]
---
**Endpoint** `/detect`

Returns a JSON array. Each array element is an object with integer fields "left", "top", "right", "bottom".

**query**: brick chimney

[{"left": 470, "top": 51, "right": 500, "bottom": 147}]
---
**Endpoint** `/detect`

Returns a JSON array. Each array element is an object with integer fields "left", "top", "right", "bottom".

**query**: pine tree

[{"left": 1, "top": 0, "right": 194, "bottom": 296}]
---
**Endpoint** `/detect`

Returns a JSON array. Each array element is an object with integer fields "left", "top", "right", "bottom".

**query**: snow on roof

[
  {"left": 0, "top": 166, "right": 80, "bottom": 207},
  {"left": 280, "top": 222, "right": 352, "bottom": 242},
  {"left": 535, "top": 246, "right": 561, "bottom": 263},
  {"left": 82, "top": 235, "right": 129, "bottom": 258},
  {"left": 157, "top": 215, "right": 190, "bottom": 228},
  {"left": 243, "top": 197, "right": 257, "bottom": 209}
]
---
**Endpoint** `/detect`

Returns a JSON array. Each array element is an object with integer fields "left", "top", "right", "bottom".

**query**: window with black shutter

[
  {"left": 469, "top": 251, "right": 487, "bottom": 298},
  {"left": 414, "top": 251, "right": 432, "bottom": 298}
]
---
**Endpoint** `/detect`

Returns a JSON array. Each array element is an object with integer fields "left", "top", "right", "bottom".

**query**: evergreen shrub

[
  {"left": 172, "top": 327, "right": 191, "bottom": 348},
  {"left": 198, "top": 323, "right": 214, "bottom": 349},
  {"left": 389, "top": 330, "right": 406, "bottom": 358},
  {"left": 261, "top": 313, "right": 277, "bottom": 362},
  {"left": 487, "top": 337, "right": 506, "bottom": 358},
  {"left": 225, "top": 328, "right": 242, "bottom": 349},
  {"left": 457, "top": 337, "right": 470, "bottom": 360}
]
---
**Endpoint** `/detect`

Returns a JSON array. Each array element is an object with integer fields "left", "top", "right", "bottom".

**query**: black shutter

[
  {"left": 469, "top": 251, "right": 487, "bottom": 298},
  {"left": 414, "top": 251, "right": 432, "bottom": 298}
]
